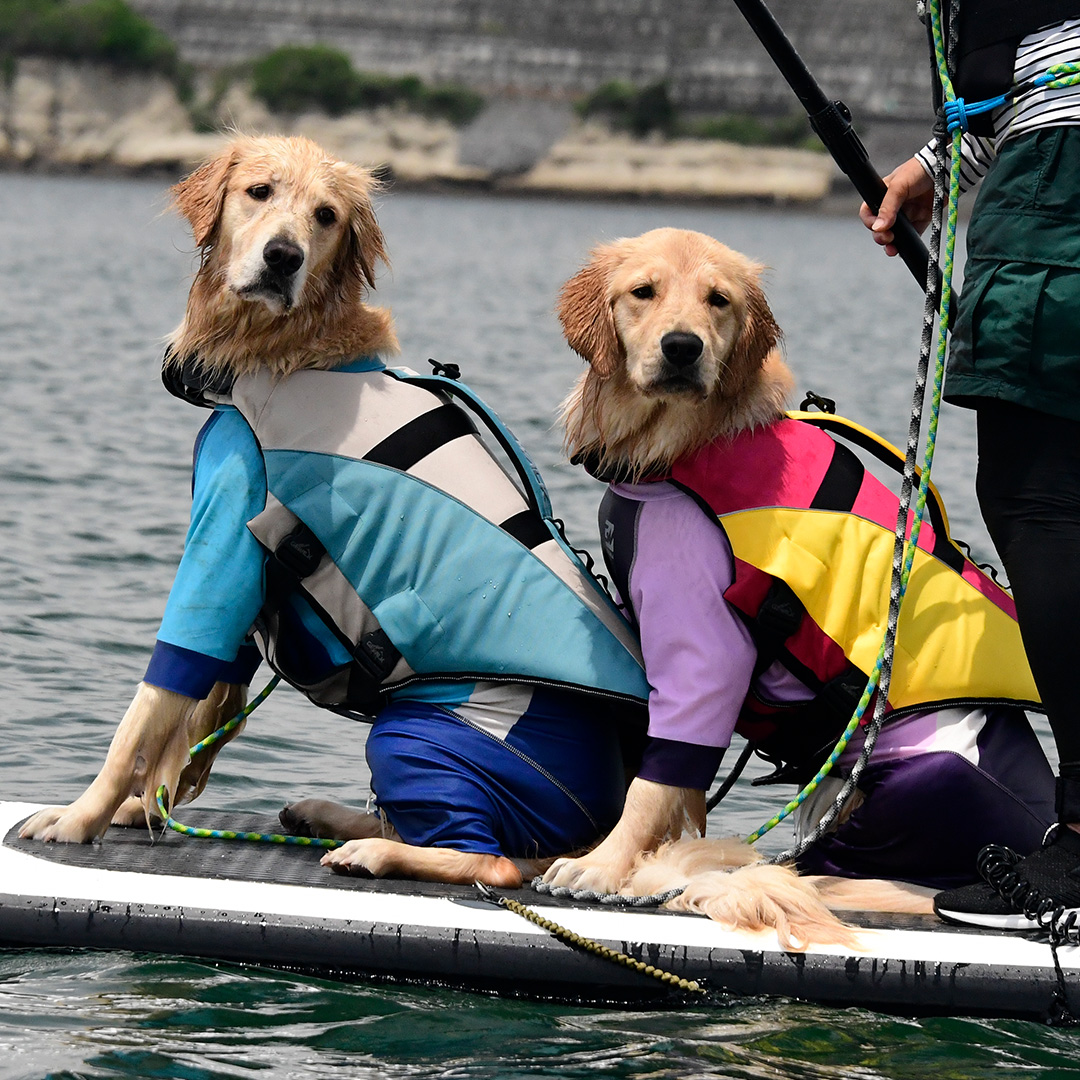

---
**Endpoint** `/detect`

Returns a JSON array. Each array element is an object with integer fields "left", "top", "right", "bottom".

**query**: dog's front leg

[
  {"left": 167, "top": 681, "right": 247, "bottom": 812},
  {"left": 543, "top": 778, "right": 705, "bottom": 894},
  {"left": 19, "top": 683, "right": 201, "bottom": 843},
  {"left": 108, "top": 681, "right": 248, "bottom": 828}
]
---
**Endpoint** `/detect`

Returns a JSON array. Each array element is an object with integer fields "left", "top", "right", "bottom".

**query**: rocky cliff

[
  {"left": 0, "top": 56, "right": 837, "bottom": 201},
  {"left": 127, "top": 0, "right": 933, "bottom": 124}
]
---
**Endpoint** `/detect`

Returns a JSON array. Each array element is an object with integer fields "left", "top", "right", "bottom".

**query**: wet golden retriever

[
  {"left": 20, "top": 135, "right": 397, "bottom": 845},
  {"left": 542, "top": 228, "right": 934, "bottom": 925}
]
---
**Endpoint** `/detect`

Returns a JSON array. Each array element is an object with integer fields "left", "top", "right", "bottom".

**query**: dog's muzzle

[
  {"left": 237, "top": 237, "right": 306, "bottom": 311},
  {"left": 647, "top": 331, "right": 707, "bottom": 395}
]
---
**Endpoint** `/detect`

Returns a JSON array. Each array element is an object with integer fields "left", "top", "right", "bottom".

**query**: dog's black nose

[
  {"left": 660, "top": 332, "right": 704, "bottom": 368},
  {"left": 263, "top": 238, "right": 305, "bottom": 277}
]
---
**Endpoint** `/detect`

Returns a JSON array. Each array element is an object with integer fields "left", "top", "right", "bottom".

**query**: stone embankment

[{"left": 0, "top": 57, "right": 837, "bottom": 202}]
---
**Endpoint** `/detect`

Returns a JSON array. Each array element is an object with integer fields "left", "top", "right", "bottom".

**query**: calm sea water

[{"left": 1, "top": 172, "right": 1076, "bottom": 1078}]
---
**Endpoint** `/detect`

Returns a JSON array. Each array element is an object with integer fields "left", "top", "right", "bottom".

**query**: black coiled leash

[{"left": 978, "top": 841, "right": 1080, "bottom": 946}]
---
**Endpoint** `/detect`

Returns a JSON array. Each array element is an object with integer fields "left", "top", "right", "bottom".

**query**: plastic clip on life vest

[
  {"left": 351, "top": 629, "right": 402, "bottom": 683},
  {"left": 274, "top": 522, "right": 326, "bottom": 579},
  {"left": 428, "top": 358, "right": 461, "bottom": 380},
  {"left": 751, "top": 668, "right": 868, "bottom": 788}
]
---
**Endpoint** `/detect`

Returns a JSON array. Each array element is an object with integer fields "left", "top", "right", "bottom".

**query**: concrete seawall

[
  {"left": 1, "top": 0, "right": 936, "bottom": 200},
  {"left": 127, "top": 0, "right": 934, "bottom": 124}
]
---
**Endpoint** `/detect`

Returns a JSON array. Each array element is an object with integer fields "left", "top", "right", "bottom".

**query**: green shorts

[{"left": 947, "top": 126, "right": 1080, "bottom": 421}]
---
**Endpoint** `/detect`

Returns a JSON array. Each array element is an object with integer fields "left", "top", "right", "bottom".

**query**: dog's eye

[
  {"left": 630, "top": 284, "right": 654, "bottom": 300},
  {"left": 314, "top": 206, "right": 337, "bottom": 226},
  {"left": 708, "top": 291, "right": 730, "bottom": 308},
  {"left": 246, "top": 184, "right": 272, "bottom": 201}
]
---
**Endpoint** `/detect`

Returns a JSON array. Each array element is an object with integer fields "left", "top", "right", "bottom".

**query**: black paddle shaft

[{"left": 730, "top": 0, "right": 938, "bottom": 295}]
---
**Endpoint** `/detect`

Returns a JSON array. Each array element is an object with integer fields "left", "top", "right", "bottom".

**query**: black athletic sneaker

[{"left": 934, "top": 825, "right": 1080, "bottom": 933}]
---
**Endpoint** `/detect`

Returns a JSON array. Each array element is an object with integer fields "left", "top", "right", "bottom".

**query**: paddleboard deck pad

[{"left": 2, "top": 801, "right": 1079, "bottom": 1020}]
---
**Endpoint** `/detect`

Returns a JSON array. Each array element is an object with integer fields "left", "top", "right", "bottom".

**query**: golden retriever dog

[
  {"left": 16, "top": 135, "right": 625, "bottom": 899},
  {"left": 19, "top": 135, "right": 396, "bottom": 846},
  {"left": 542, "top": 227, "right": 941, "bottom": 922}
]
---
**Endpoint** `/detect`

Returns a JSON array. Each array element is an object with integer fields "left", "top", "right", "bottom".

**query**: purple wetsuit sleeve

[
  {"left": 638, "top": 736, "right": 728, "bottom": 789},
  {"left": 614, "top": 482, "right": 758, "bottom": 788}
]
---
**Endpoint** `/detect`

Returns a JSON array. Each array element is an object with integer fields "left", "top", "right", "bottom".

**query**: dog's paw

[
  {"left": 279, "top": 802, "right": 315, "bottom": 838},
  {"left": 111, "top": 796, "right": 153, "bottom": 828},
  {"left": 18, "top": 805, "right": 104, "bottom": 843},
  {"left": 542, "top": 856, "right": 624, "bottom": 895},
  {"left": 320, "top": 838, "right": 398, "bottom": 877}
]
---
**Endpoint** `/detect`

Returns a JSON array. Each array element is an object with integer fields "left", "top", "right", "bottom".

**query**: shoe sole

[{"left": 934, "top": 905, "right": 1040, "bottom": 931}]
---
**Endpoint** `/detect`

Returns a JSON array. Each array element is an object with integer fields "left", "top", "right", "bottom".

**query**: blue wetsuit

[{"left": 143, "top": 390, "right": 625, "bottom": 858}]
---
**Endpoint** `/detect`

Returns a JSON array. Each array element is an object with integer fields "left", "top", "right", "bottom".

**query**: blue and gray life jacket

[{"left": 210, "top": 361, "right": 650, "bottom": 719}]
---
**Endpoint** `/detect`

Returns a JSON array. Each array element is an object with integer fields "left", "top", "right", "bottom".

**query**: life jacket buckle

[
  {"left": 274, "top": 523, "right": 326, "bottom": 579},
  {"left": 755, "top": 579, "right": 804, "bottom": 642},
  {"left": 819, "top": 666, "right": 868, "bottom": 720},
  {"left": 799, "top": 390, "right": 836, "bottom": 414},
  {"left": 428, "top": 358, "right": 461, "bottom": 380},
  {"left": 352, "top": 629, "right": 401, "bottom": 682}
]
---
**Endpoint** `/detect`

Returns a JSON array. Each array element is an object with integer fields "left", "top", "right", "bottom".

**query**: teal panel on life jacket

[{"left": 262, "top": 447, "right": 649, "bottom": 701}]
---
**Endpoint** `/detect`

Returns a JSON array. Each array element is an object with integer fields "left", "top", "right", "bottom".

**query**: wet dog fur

[
  {"left": 17, "top": 137, "right": 528, "bottom": 881},
  {"left": 542, "top": 228, "right": 934, "bottom": 934}
]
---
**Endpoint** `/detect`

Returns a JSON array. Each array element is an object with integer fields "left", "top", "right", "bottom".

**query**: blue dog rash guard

[
  {"left": 142, "top": 364, "right": 627, "bottom": 857},
  {"left": 145, "top": 408, "right": 267, "bottom": 698}
]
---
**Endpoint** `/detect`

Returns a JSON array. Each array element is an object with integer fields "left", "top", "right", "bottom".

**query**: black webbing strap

[
  {"left": 364, "top": 403, "right": 478, "bottom": 471},
  {"left": 267, "top": 521, "right": 402, "bottom": 707},
  {"left": 498, "top": 509, "right": 554, "bottom": 550}
]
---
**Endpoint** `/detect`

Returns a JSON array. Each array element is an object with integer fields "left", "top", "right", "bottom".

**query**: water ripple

[{"left": 0, "top": 172, "right": 1068, "bottom": 1076}]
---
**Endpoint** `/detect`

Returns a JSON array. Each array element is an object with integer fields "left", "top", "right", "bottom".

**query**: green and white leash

[
  {"left": 154, "top": 674, "right": 344, "bottom": 849},
  {"left": 745, "top": 0, "right": 960, "bottom": 859}
]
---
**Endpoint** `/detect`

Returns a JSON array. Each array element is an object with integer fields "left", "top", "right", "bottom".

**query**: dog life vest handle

[{"left": 730, "top": 0, "right": 939, "bottom": 302}]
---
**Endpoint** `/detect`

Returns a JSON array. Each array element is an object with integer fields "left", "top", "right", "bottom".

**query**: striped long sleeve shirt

[{"left": 915, "top": 17, "right": 1080, "bottom": 189}]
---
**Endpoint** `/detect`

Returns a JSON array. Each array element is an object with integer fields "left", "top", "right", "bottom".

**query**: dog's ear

[
  {"left": 731, "top": 273, "right": 781, "bottom": 372},
  {"left": 171, "top": 145, "right": 239, "bottom": 247},
  {"left": 333, "top": 161, "right": 389, "bottom": 293},
  {"left": 558, "top": 251, "right": 623, "bottom": 378}
]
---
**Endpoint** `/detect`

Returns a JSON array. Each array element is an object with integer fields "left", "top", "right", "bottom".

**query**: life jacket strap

[
  {"left": 750, "top": 666, "right": 868, "bottom": 787},
  {"left": 750, "top": 579, "right": 805, "bottom": 683}
]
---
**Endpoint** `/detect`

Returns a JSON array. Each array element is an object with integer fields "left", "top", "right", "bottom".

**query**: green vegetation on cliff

[
  {"left": 0, "top": 0, "right": 177, "bottom": 73},
  {"left": 251, "top": 45, "right": 485, "bottom": 126},
  {"left": 578, "top": 79, "right": 822, "bottom": 149}
]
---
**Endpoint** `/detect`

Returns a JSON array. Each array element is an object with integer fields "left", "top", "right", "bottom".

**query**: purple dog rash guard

[{"left": 602, "top": 479, "right": 985, "bottom": 792}]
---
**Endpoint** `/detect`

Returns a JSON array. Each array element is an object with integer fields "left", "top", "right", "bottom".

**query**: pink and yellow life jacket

[{"left": 667, "top": 411, "right": 1040, "bottom": 769}]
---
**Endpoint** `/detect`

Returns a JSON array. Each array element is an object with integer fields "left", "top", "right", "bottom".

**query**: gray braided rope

[
  {"left": 762, "top": 101, "right": 950, "bottom": 868},
  {"left": 531, "top": 876, "right": 685, "bottom": 907}
]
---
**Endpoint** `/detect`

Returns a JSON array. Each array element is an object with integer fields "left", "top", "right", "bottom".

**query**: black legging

[{"left": 976, "top": 399, "right": 1080, "bottom": 771}]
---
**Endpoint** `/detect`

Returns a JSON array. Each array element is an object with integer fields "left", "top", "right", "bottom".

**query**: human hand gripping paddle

[{"left": 729, "top": 0, "right": 940, "bottom": 301}]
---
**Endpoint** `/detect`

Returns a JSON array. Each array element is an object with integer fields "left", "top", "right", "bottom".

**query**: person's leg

[
  {"left": 976, "top": 401, "right": 1080, "bottom": 821},
  {"left": 934, "top": 402, "right": 1080, "bottom": 927}
]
